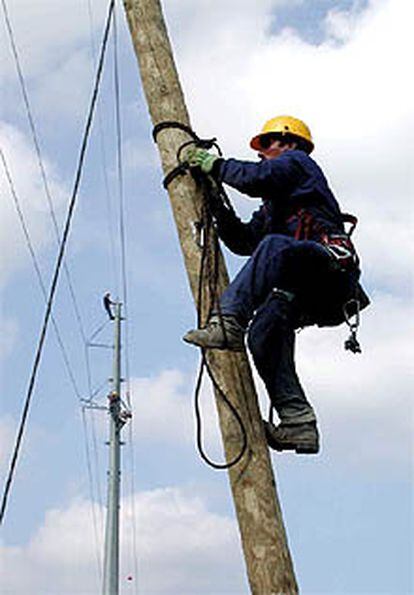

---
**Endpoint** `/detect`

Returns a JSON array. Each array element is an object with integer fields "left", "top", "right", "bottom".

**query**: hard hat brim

[
  {"left": 249, "top": 132, "right": 314, "bottom": 153},
  {"left": 250, "top": 134, "right": 264, "bottom": 151}
]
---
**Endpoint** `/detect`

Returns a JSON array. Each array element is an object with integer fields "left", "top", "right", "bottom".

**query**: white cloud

[
  {"left": 0, "top": 0, "right": 106, "bottom": 81},
  {"left": 0, "top": 317, "right": 18, "bottom": 360},
  {"left": 0, "top": 0, "right": 111, "bottom": 125},
  {"left": 0, "top": 487, "right": 245, "bottom": 594},
  {"left": 0, "top": 415, "right": 16, "bottom": 474},
  {"left": 33, "top": 49, "right": 94, "bottom": 121},
  {"left": 0, "top": 122, "right": 68, "bottom": 288},
  {"left": 127, "top": 369, "right": 224, "bottom": 459},
  {"left": 122, "top": 135, "right": 159, "bottom": 171},
  {"left": 239, "top": 289, "right": 413, "bottom": 475},
  {"left": 294, "top": 291, "right": 413, "bottom": 471}
]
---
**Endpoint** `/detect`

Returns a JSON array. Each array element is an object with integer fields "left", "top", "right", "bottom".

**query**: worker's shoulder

[
  {"left": 281, "top": 149, "right": 327, "bottom": 177},
  {"left": 269, "top": 150, "right": 316, "bottom": 177},
  {"left": 280, "top": 149, "right": 316, "bottom": 165}
]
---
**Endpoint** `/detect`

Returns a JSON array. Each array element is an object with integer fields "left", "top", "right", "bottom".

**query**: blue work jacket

[{"left": 213, "top": 150, "right": 346, "bottom": 256}]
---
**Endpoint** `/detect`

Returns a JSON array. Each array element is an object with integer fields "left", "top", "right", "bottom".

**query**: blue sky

[
  {"left": 0, "top": 0, "right": 413, "bottom": 593},
  {"left": 270, "top": 0, "right": 368, "bottom": 43}
]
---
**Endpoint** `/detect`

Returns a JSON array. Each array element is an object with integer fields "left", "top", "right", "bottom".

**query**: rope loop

[
  {"left": 153, "top": 121, "right": 248, "bottom": 469},
  {"left": 153, "top": 121, "right": 222, "bottom": 188}
]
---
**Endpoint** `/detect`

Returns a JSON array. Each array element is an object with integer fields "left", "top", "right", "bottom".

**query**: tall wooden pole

[{"left": 122, "top": 1, "right": 298, "bottom": 592}]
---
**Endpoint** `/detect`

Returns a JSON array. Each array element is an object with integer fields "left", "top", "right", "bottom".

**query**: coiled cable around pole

[{"left": 153, "top": 121, "right": 248, "bottom": 470}]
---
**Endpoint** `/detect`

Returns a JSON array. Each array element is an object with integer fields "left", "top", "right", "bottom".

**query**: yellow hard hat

[{"left": 250, "top": 115, "right": 314, "bottom": 153}]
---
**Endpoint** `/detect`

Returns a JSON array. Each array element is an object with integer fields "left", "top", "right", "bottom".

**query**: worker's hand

[{"left": 183, "top": 147, "right": 220, "bottom": 174}]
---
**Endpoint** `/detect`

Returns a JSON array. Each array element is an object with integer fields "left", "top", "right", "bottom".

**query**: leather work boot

[
  {"left": 264, "top": 421, "right": 320, "bottom": 454},
  {"left": 183, "top": 315, "right": 245, "bottom": 351}
]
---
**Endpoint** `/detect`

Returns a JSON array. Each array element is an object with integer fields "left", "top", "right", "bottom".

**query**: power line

[
  {"left": 86, "top": 0, "right": 119, "bottom": 294},
  {"left": 0, "top": 148, "right": 82, "bottom": 402},
  {"left": 0, "top": 0, "right": 116, "bottom": 526},
  {"left": 81, "top": 407, "right": 103, "bottom": 584},
  {"left": 2, "top": 146, "right": 105, "bottom": 583},
  {"left": 2, "top": 145, "right": 105, "bottom": 588}
]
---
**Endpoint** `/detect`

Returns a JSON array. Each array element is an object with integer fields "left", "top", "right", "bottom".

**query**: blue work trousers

[{"left": 219, "top": 234, "right": 347, "bottom": 425}]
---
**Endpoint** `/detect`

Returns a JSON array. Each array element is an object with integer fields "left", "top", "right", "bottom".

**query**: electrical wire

[
  {"left": 0, "top": 0, "right": 116, "bottom": 526},
  {"left": 81, "top": 407, "right": 103, "bottom": 582},
  {"left": 2, "top": 145, "right": 104, "bottom": 582},
  {"left": 0, "top": 149, "right": 82, "bottom": 402},
  {"left": 84, "top": 316, "right": 110, "bottom": 513},
  {"left": 1, "top": 15, "right": 102, "bottom": 557},
  {"left": 86, "top": 0, "right": 119, "bottom": 294}
]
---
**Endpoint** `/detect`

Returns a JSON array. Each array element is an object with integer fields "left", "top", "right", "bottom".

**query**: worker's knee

[
  {"left": 248, "top": 288, "right": 297, "bottom": 357},
  {"left": 255, "top": 234, "right": 292, "bottom": 258},
  {"left": 248, "top": 309, "right": 285, "bottom": 361},
  {"left": 247, "top": 325, "right": 266, "bottom": 362}
]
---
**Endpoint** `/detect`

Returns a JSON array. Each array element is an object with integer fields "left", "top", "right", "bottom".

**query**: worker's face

[{"left": 258, "top": 137, "right": 296, "bottom": 160}]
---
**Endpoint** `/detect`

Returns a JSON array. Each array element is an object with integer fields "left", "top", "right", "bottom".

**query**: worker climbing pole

[
  {"left": 123, "top": 0, "right": 370, "bottom": 593},
  {"left": 183, "top": 115, "right": 370, "bottom": 452},
  {"left": 123, "top": 0, "right": 299, "bottom": 593}
]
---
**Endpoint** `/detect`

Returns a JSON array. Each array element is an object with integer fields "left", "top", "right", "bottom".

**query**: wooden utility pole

[{"left": 123, "top": 1, "right": 298, "bottom": 593}]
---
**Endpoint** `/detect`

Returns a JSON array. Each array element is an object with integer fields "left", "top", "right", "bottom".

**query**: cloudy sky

[{"left": 0, "top": 0, "right": 413, "bottom": 593}]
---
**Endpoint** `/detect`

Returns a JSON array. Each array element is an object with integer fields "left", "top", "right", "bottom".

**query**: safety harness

[
  {"left": 287, "top": 208, "right": 363, "bottom": 352},
  {"left": 290, "top": 208, "right": 360, "bottom": 271}
]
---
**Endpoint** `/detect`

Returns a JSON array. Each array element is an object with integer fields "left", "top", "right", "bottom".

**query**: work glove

[{"left": 184, "top": 146, "right": 220, "bottom": 174}]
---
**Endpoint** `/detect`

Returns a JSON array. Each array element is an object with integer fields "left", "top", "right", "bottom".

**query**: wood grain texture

[{"left": 123, "top": 1, "right": 299, "bottom": 592}]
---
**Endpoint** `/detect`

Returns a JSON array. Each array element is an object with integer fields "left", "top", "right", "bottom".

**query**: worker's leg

[
  {"left": 219, "top": 234, "right": 329, "bottom": 326},
  {"left": 247, "top": 292, "right": 316, "bottom": 425},
  {"left": 183, "top": 235, "right": 333, "bottom": 352}
]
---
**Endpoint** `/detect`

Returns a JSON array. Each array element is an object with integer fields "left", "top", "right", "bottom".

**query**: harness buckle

[{"left": 321, "top": 233, "right": 359, "bottom": 270}]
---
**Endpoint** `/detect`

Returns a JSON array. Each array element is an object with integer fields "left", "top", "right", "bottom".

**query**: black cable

[
  {"left": 81, "top": 408, "right": 103, "bottom": 583},
  {"left": 193, "top": 177, "right": 248, "bottom": 470},
  {"left": 0, "top": 0, "right": 116, "bottom": 526},
  {"left": 2, "top": 85, "right": 103, "bottom": 576},
  {"left": 86, "top": 0, "right": 119, "bottom": 293},
  {"left": 194, "top": 351, "right": 248, "bottom": 470},
  {"left": 153, "top": 122, "right": 248, "bottom": 469},
  {"left": 1, "top": 178, "right": 102, "bottom": 544},
  {"left": 157, "top": 125, "right": 248, "bottom": 469},
  {"left": 88, "top": 319, "right": 111, "bottom": 343}
]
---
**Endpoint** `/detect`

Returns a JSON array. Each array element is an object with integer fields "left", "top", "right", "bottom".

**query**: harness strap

[
  {"left": 293, "top": 208, "right": 314, "bottom": 240},
  {"left": 341, "top": 213, "right": 358, "bottom": 236},
  {"left": 343, "top": 299, "right": 362, "bottom": 353},
  {"left": 289, "top": 208, "right": 358, "bottom": 242}
]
